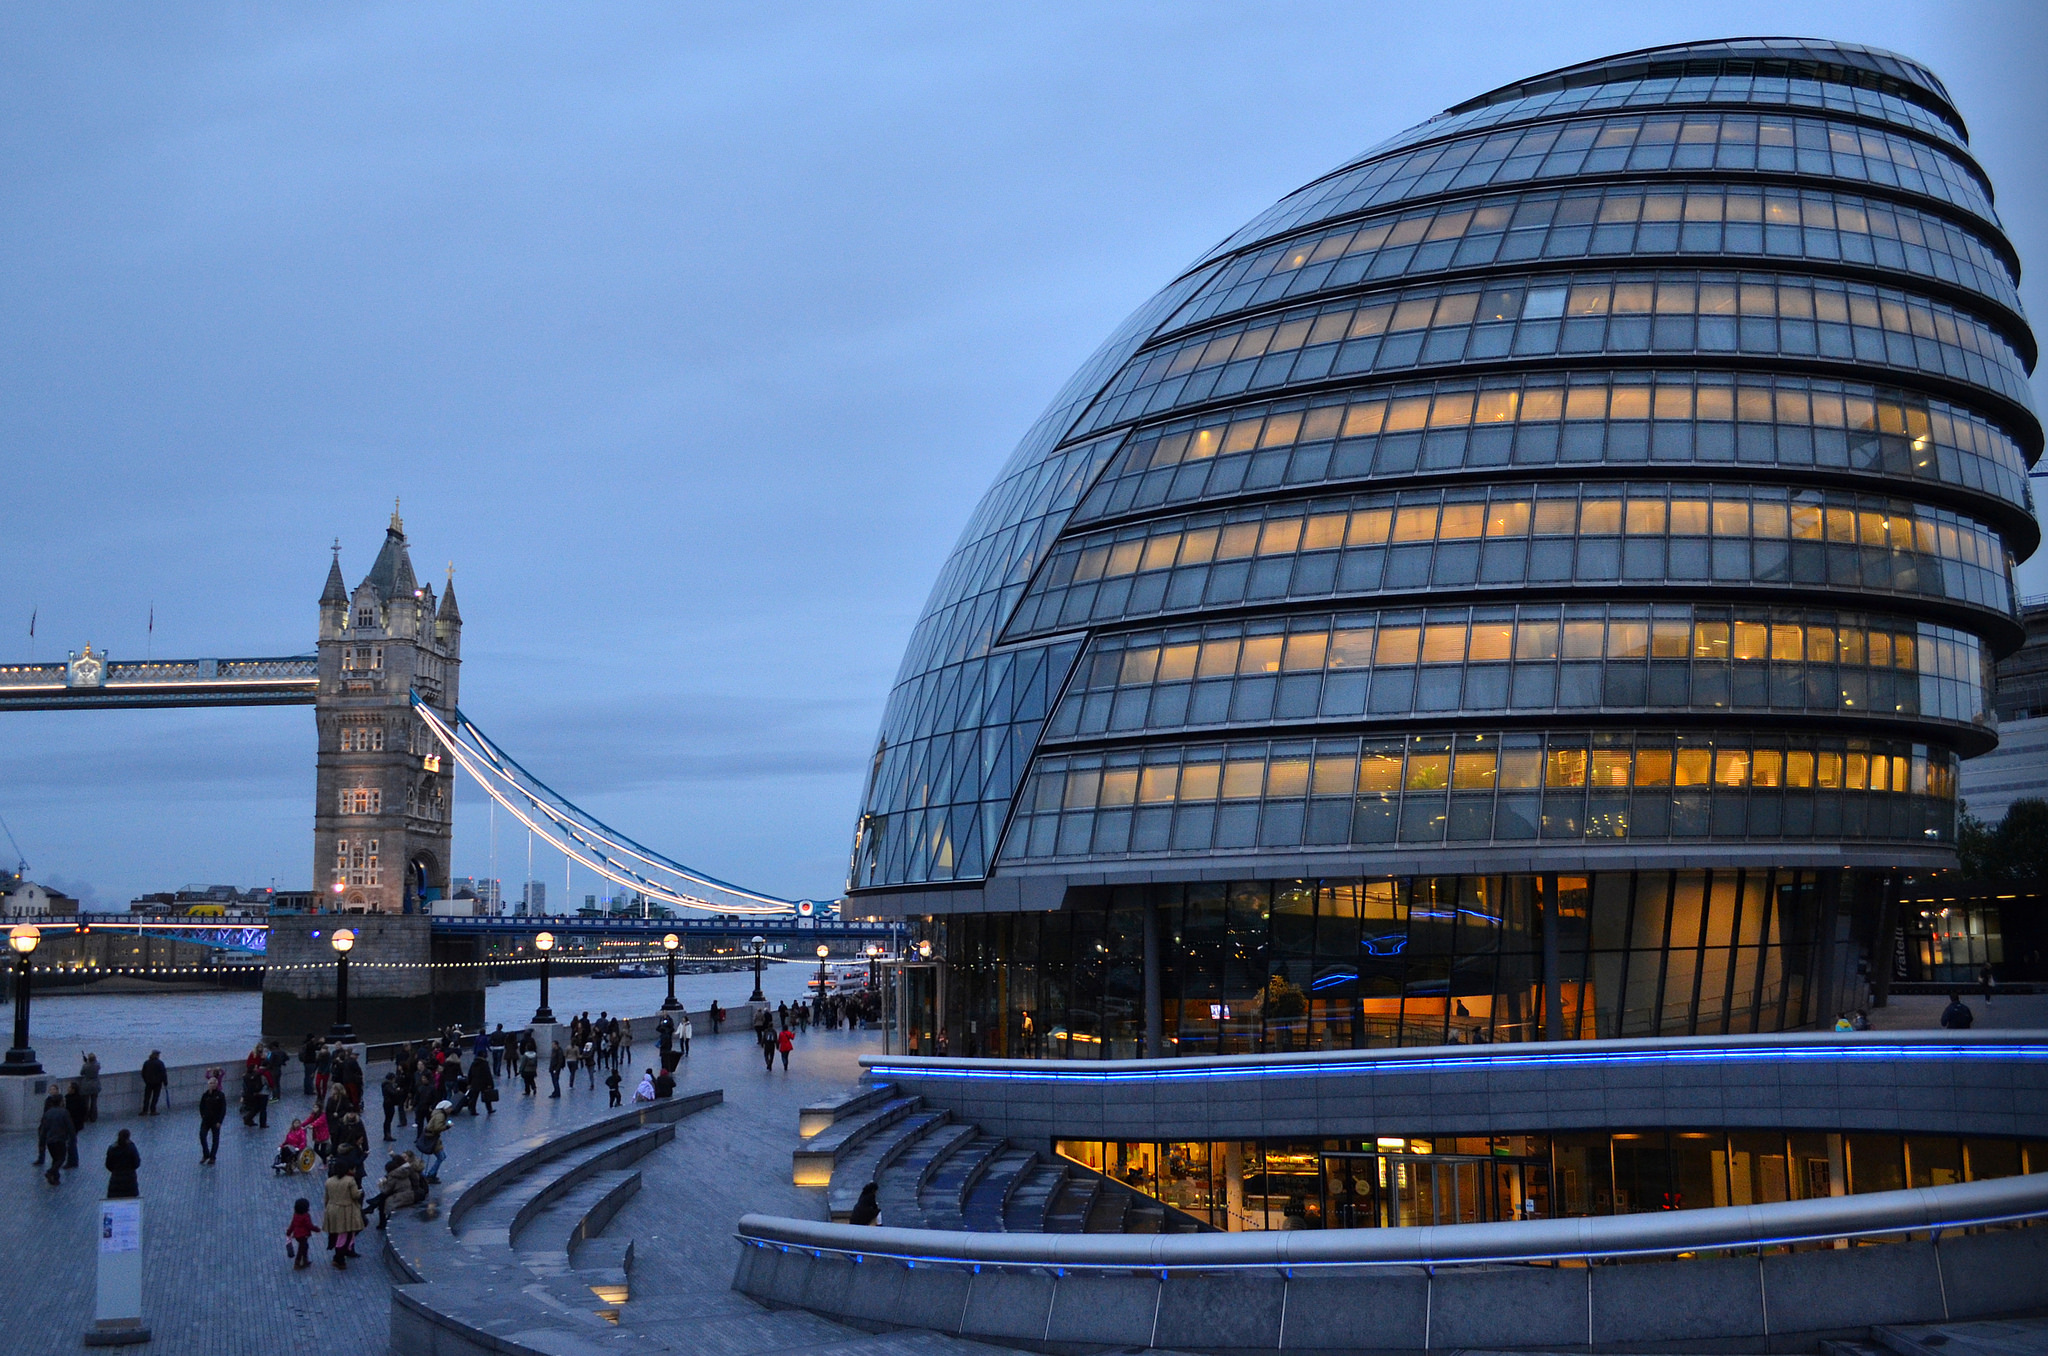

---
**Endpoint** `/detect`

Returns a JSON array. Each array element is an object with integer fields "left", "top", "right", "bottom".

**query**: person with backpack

[{"left": 416, "top": 1101, "right": 450, "bottom": 1182}]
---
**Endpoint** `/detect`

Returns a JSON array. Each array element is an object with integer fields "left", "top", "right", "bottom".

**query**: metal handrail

[{"left": 737, "top": 1172, "right": 2048, "bottom": 1272}]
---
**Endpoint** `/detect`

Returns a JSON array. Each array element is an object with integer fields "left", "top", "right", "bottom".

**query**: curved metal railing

[{"left": 737, "top": 1172, "right": 2048, "bottom": 1272}]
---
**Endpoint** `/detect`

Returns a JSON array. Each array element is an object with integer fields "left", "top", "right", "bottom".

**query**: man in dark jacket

[
  {"left": 140, "top": 1051, "right": 167, "bottom": 1115},
  {"left": 299, "top": 1033, "right": 319, "bottom": 1096},
  {"left": 36, "top": 1094, "right": 71, "bottom": 1183},
  {"left": 464, "top": 1052, "right": 495, "bottom": 1116},
  {"left": 103, "top": 1129, "right": 140, "bottom": 1198},
  {"left": 380, "top": 1071, "right": 405, "bottom": 1141},
  {"left": 197, "top": 1078, "right": 227, "bottom": 1164},
  {"left": 1940, "top": 992, "right": 1976, "bottom": 1029},
  {"left": 241, "top": 1067, "right": 270, "bottom": 1128},
  {"left": 62, "top": 1082, "right": 88, "bottom": 1167}
]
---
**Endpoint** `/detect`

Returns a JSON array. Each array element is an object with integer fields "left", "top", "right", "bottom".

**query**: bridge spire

[
  {"left": 320, "top": 546, "right": 347, "bottom": 607},
  {"left": 389, "top": 497, "right": 404, "bottom": 536}
]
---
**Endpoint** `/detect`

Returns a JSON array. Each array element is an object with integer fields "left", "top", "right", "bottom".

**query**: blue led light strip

[
  {"left": 867, "top": 1041, "right": 2047, "bottom": 1085},
  {"left": 736, "top": 1203, "right": 2048, "bottom": 1272}
]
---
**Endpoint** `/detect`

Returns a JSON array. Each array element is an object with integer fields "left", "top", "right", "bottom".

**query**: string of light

[{"left": 21, "top": 950, "right": 879, "bottom": 977}]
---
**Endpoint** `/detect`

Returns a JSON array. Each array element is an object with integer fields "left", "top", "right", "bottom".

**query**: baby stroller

[{"left": 272, "top": 1119, "right": 317, "bottom": 1176}]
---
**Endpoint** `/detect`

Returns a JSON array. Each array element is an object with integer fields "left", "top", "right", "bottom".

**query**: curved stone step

[
  {"left": 791, "top": 1095, "right": 919, "bottom": 1185},
  {"left": 873, "top": 1122, "right": 975, "bottom": 1226},
  {"left": 1002, "top": 1160, "right": 1069, "bottom": 1232},
  {"left": 1083, "top": 1182, "right": 1129, "bottom": 1233},
  {"left": 796, "top": 1080, "right": 895, "bottom": 1139},
  {"left": 826, "top": 1108, "right": 948, "bottom": 1221},
  {"left": 918, "top": 1133, "right": 1005, "bottom": 1229},
  {"left": 1043, "top": 1173, "right": 1098, "bottom": 1233},
  {"left": 961, "top": 1147, "right": 1038, "bottom": 1231},
  {"left": 455, "top": 1120, "right": 672, "bottom": 1246}
]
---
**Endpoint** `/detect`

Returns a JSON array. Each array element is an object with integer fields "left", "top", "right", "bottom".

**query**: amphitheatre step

[
  {"left": 796, "top": 1080, "right": 896, "bottom": 1138},
  {"left": 1002, "top": 1160, "right": 1069, "bottom": 1232},
  {"left": 827, "top": 1108, "right": 949, "bottom": 1221},
  {"left": 388, "top": 1091, "right": 722, "bottom": 1356},
  {"left": 961, "top": 1147, "right": 1039, "bottom": 1231},
  {"left": 792, "top": 1095, "right": 920, "bottom": 1184},
  {"left": 874, "top": 1122, "right": 976, "bottom": 1227},
  {"left": 454, "top": 1120, "right": 672, "bottom": 1246},
  {"left": 1083, "top": 1181, "right": 1129, "bottom": 1233},
  {"left": 1042, "top": 1172, "right": 1099, "bottom": 1232},
  {"left": 918, "top": 1133, "right": 1006, "bottom": 1229}
]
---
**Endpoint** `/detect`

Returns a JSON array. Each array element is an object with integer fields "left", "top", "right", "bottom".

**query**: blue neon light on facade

[{"left": 868, "top": 1042, "right": 2047, "bottom": 1085}]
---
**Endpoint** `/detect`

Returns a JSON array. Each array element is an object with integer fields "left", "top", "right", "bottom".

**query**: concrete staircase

[{"left": 795, "top": 1081, "right": 1206, "bottom": 1234}]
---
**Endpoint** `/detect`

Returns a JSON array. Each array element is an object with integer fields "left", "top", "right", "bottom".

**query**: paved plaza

[{"left": 0, "top": 1020, "right": 886, "bottom": 1355}]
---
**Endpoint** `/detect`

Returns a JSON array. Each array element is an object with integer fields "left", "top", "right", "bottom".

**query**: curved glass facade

[{"left": 851, "top": 40, "right": 2039, "bottom": 1057}]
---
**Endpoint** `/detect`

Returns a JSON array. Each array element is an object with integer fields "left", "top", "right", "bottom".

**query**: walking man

[
  {"left": 36, "top": 1093, "right": 71, "bottom": 1184},
  {"left": 198, "top": 1075, "right": 227, "bottom": 1165}
]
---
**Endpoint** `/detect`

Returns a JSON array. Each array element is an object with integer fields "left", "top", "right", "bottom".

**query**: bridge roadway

[
  {"left": 0, "top": 654, "right": 318, "bottom": 710},
  {"left": 426, "top": 913, "right": 900, "bottom": 942}
]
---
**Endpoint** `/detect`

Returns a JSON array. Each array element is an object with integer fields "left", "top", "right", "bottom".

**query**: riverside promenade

[{"left": 0, "top": 1020, "right": 894, "bottom": 1355}]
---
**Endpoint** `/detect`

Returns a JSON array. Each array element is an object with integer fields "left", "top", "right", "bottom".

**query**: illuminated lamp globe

[
  {"left": 917, "top": 940, "right": 932, "bottom": 960},
  {"left": 662, "top": 933, "right": 680, "bottom": 952},
  {"left": 535, "top": 931, "right": 555, "bottom": 953},
  {"left": 817, "top": 944, "right": 830, "bottom": 959},
  {"left": 331, "top": 928, "right": 356, "bottom": 955},
  {"left": 7, "top": 924, "right": 40, "bottom": 955}
]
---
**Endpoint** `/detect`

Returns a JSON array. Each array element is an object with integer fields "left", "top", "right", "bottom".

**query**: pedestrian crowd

[{"left": 30, "top": 991, "right": 854, "bottom": 1276}]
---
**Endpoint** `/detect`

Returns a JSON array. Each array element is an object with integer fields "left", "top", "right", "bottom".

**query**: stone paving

[{"left": 0, "top": 1025, "right": 821, "bottom": 1356}]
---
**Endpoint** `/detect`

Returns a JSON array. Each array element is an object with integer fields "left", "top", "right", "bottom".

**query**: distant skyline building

[
  {"left": 519, "top": 880, "right": 546, "bottom": 915},
  {"left": 1958, "top": 599, "right": 2048, "bottom": 823},
  {"left": 851, "top": 38, "right": 2036, "bottom": 1059},
  {"left": 452, "top": 875, "right": 503, "bottom": 911}
]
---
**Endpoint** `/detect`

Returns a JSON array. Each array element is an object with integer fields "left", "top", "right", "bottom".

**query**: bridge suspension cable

[{"left": 412, "top": 696, "right": 803, "bottom": 917}]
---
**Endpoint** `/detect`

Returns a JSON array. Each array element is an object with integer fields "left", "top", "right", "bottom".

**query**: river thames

[{"left": 23, "top": 961, "right": 828, "bottom": 1073}]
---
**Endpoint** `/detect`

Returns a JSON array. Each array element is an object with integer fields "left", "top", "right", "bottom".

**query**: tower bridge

[{"left": 0, "top": 506, "right": 858, "bottom": 1039}]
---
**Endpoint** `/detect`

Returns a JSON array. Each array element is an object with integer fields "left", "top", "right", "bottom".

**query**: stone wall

[{"left": 261, "top": 913, "right": 482, "bottom": 1044}]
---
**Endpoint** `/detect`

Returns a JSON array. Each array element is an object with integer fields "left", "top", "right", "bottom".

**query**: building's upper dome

[{"left": 848, "top": 38, "right": 2037, "bottom": 898}]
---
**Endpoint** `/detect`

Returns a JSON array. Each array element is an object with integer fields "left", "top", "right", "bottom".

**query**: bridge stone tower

[{"left": 313, "top": 504, "right": 462, "bottom": 914}]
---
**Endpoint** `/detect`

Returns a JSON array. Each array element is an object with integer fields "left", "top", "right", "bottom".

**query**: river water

[{"left": 25, "top": 963, "right": 827, "bottom": 1075}]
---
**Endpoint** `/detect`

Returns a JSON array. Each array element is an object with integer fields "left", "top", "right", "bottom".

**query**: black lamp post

[
  {"left": 815, "top": 943, "right": 830, "bottom": 1003},
  {"left": 2, "top": 924, "right": 42, "bottom": 1074},
  {"left": 532, "top": 931, "right": 557, "bottom": 1025},
  {"left": 660, "top": 932, "right": 682, "bottom": 1011},
  {"left": 328, "top": 928, "right": 357, "bottom": 1042},
  {"left": 748, "top": 934, "right": 766, "bottom": 1004}
]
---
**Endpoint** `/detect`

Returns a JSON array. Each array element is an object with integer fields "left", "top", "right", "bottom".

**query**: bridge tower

[{"left": 313, "top": 504, "right": 462, "bottom": 913}]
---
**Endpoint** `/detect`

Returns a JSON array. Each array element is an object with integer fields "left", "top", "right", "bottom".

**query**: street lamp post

[
  {"left": 2, "top": 924, "right": 42, "bottom": 1074},
  {"left": 660, "top": 933, "right": 682, "bottom": 1011},
  {"left": 532, "top": 932, "right": 557, "bottom": 1025},
  {"left": 328, "top": 928, "right": 357, "bottom": 1042},
  {"left": 815, "top": 943, "right": 830, "bottom": 1004},
  {"left": 748, "top": 934, "right": 766, "bottom": 1004}
]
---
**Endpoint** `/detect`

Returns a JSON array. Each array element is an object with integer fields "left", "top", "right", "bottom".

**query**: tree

[{"left": 1958, "top": 799, "right": 2048, "bottom": 881}]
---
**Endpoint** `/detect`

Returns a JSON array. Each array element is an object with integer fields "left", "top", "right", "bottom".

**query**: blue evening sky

[{"left": 1, "top": 2, "right": 2041, "bottom": 907}]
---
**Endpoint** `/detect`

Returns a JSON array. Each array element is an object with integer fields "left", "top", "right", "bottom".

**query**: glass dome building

[{"left": 849, "top": 39, "right": 2038, "bottom": 1059}]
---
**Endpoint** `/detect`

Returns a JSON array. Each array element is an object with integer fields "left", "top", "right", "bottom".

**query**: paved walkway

[{"left": 0, "top": 1024, "right": 849, "bottom": 1356}]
